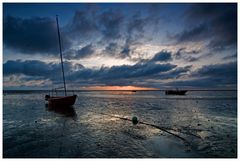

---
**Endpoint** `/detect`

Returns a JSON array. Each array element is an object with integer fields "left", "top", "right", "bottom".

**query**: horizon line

[{"left": 3, "top": 89, "right": 237, "bottom": 91}]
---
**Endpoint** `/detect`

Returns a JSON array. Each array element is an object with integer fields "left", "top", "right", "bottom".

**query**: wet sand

[{"left": 3, "top": 91, "right": 237, "bottom": 158}]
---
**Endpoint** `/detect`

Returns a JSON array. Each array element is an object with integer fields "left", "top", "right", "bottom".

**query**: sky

[{"left": 3, "top": 3, "right": 237, "bottom": 90}]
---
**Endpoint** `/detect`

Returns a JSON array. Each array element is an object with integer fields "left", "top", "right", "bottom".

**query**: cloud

[
  {"left": 192, "top": 61, "right": 236, "bottom": 78},
  {"left": 67, "top": 62, "right": 177, "bottom": 84},
  {"left": 104, "top": 42, "right": 118, "bottom": 55},
  {"left": 4, "top": 60, "right": 55, "bottom": 77},
  {"left": 66, "top": 10, "right": 98, "bottom": 40},
  {"left": 186, "top": 3, "right": 235, "bottom": 22},
  {"left": 3, "top": 16, "right": 71, "bottom": 55},
  {"left": 151, "top": 50, "right": 172, "bottom": 62},
  {"left": 4, "top": 58, "right": 236, "bottom": 89},
  {"left": 106, "top": 62, "right": 176, "bottom": 79},
  {"left": 120, "top": 44, "right": 131, "bottom": 58},
  {"left": 164, "top": 62, "right": 237, "bottom": 89},
  {"left": 168, "top": 3, "right": 237, "bottom": 54},
  {"left": 100, "top": 10, "right": 125, "bottom": 40},
  {"left": 150, "top": 65, "right": 192, "bottom": 80},
  {"left": 190, "top": 61, "right": 237, "bottom": 86},
  {"left": 171, "top": 24, "right": 208, "bottom": 43},
  {"left": 3, "top": 60, "right": 83, "bottom": 82},
  {"left": 65, "top": 44, "right": 95, "bottom": 59},
  {"left": 3, "top": 5, "right": 166, "bottom": 61},
  {"left": 175, "top": 48, "right": 201, "bottom": 62},
  {"left": 3, "top": 59, "right": 177, "bottom": 87},
  {"left": 103, "top": 42, "right": 130, "bottom": 59},
  {"left": 222, "top": 53, "right": 237, "bottom": 60}
]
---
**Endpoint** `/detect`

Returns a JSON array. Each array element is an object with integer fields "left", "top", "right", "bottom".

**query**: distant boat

[
  {"left": 165, "top": 89, "right": 187, "bottom": 95},
  {"left": 131, "top": 90, "right": 137, "bottom": 92},
  {"left": 45, "top": 15, "right": 77, "bottom": 107}
]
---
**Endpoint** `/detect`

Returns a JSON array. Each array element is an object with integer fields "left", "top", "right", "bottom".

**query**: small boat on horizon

[
  {"left": 45, "top": 15, "right": 77, "bottom": 107},
  {"left": 165, "top": 89, "right": 187, "bottom": 95}
]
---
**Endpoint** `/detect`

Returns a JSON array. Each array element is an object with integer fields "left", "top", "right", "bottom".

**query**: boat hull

[
  {"left": 165, "top": 90, "right": 187, "bottom": 95},
  {"left": 47, "top": 95, "right": 77, "bottom": 107}
]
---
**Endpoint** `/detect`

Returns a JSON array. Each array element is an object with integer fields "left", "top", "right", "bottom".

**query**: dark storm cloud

[
  {"left": 4, "top": 60, "right": 58, "bottom": 77},
  {"left": 67, "top": 8, "right": 125, "bottom": 42},
  {"left": 65, "top": 44, "right": 95, "bottom": 59},
  {"left": 186, "top": 3, "right": 234, "bottom": 22},
  {"left": 151, "top": 50, "right": 172, "bottom": 62},
  {"left": 3, "top": 60, "right": 82, "bottom": 80},
  {"left": 4, "top": 5, "right": 164, "bottom": 60},
  {"left": 165, "top": 65, "right": 192, "bottom": 78},
  {"left": 120, "top": 44, "right": 131, "bottom": 58},
  {"left": 117, "top": 11, "right": 153, "bottom": 58},
  {"left": 76, "top": 44, "right": 95, "bottom": 58},
  {"left": 127, "top": 12, "right": 145, "bottom": 38},
  {"left": 165, "top": 62, "right": 237, "bottom": 88},
  {"left": 100, "top": 10, "right": 124, "bottom": 40},
  {"left": 3, "top": 16, "right": 71, "bottom": 55},
  {"left": 175, "top": 48, "right": 201, "bottom": 62},
  {"left": 66, "top": 8, "right": 151, "bottom": 59},
  {"left": 222, "top": 53, "right": 237, "bottom": 60},
  {"left": 105, "top": 62, "right": 176, "bottom": 79},
  {"left": 165, "top": 78, "right": 221, "bottom": 88},
  {"left": 67, "top": 62, "right": 177, "bottom": 83},
  {"left": 67, "top": 10, "right": 98, "bottom": 40},
  {"left": 185, "top": 56, "right": 199, "bottom": 62},
  {"left": 191, "top": 61, "right": 237, "bottom": 81},
  {"left": 3, "top": 59, "right": 177, "bottom": 86},
  {"left": 103, "top": 42, "right": 128, "bottom": 58},
  {"left": 150, "top": 65, "right": 192, "bottom": 80},
  {"left": 171, "top": 24, "right": 208, "bottom": 42},
  {"left": 122, "top": 12, "right": 149, "bottom": 48},
  {"left": 172, "top": 3, "right": 237, "bottom": 51},
  {"left": 4, "top": 58, "right": 236, "bottom": 88},
  {"left": 104, "top": 43, "right": 118, "bottom": 55}
]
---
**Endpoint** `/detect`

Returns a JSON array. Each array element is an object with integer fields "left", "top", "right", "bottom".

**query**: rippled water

[{"left": 3, "top": 90, "right": 237, "bottom": 158}]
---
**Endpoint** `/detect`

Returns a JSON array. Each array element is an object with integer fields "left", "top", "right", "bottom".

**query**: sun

[{"left": 82, "top": 85, "right": 159, "bottom": 91}]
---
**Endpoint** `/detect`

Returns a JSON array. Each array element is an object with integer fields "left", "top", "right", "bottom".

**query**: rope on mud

[{"left": 88, "top": 110, "right": 200, "bottom": 144}]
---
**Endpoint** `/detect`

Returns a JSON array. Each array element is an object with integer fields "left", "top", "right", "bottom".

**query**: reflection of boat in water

[
  {"left": 46, "top": 104, "right": 77, "bottom": 119},
  {"left": 45, "top": 15, "right": 77, "bottom": 107},
  {"left": 165, "top": 89, "right": 187, "bottom": 95}
]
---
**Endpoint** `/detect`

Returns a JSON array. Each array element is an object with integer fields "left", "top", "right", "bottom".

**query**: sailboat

[
  {"left": 165, "top": 88, "right": 187, "bottom": 95},
  {"left": 45, "top": 15, "right": 77, "bottom": 107}
]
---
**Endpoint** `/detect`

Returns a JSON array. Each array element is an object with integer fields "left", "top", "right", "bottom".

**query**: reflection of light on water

[
  {"left": 81, "top": 111, "right": 123, "bottom": 125},
  {"left": 197, "top": 131, "right": 210, "bottom": 139},
  {"left": 40, "top": 118, "right": 54, "bottom": 123},
  {"left": 112, "top": 114, "right": 121, "bottom": 117},
  {"left": 81, "top": 110, "right": 163, "bottom": 142},
  {"left": 108, "top": 117, "right": 119, "bottom": 121},
  {"left": 109, "top": 91, "right": 136, "bottom": 95},
  {"left": 3, "top": 120, "right": 16, "bottom": 124}
]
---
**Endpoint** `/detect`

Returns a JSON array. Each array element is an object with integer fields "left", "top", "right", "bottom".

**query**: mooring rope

[
  {"left": 47, "top": 105, "right": 202, "bottom": 156},
  {"left": 86, "top": 109, "right": 202, "bottom": 145}
]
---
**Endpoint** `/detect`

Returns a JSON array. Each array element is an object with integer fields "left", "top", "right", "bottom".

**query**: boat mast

[{"left": 56, "top": 15, "right": 67, "bottom": 96}]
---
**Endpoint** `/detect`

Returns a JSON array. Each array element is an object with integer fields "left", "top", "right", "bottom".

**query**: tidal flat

[{"left": 3, "top": 90, "right": 237, "bottom": 158}]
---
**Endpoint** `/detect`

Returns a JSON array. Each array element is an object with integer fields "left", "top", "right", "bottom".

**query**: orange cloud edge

[{"left": 81, "top": 86, "right": 159, "bottom": 91}]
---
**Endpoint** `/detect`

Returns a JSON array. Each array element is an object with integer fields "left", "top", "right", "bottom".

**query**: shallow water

[{"left": 3, "top": 90, "right": 237, "bottom": 158}]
